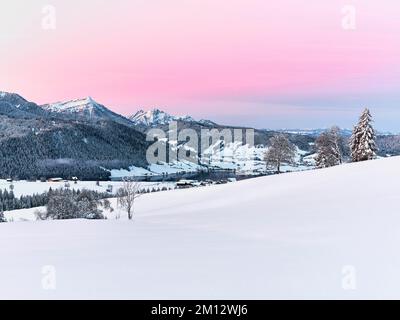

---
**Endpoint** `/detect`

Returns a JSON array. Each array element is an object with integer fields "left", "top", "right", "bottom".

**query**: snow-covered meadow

[{"left": 1, "top": 156, "right": 400, "bottom": 299}]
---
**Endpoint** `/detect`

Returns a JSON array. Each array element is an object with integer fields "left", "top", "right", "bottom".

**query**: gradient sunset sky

[{"left": 1, "top": 0, "right": 399, "bottom": 130}]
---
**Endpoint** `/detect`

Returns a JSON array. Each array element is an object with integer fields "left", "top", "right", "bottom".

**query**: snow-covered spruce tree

[
  {"left": 0, "top": 211, "right": 6, "bottom": 223},
  {"left": 350, "top": 108, "right": 377, "bottom": 162},
  {"left": 264, "top": 134, "right": 296, "bottom": 173},
  {"left": 315, "top": 126, "right": 343, "bottom": 168}
]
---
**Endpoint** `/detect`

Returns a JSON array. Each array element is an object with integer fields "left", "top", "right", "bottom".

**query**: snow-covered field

[
  {"left": 110, "top": 143, "right": 315, "bottom": 178},
  {"left": 1, "top": 156, "right": 400, "bottom": 299}
]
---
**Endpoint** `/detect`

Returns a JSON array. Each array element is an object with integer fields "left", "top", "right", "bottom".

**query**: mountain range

[
  {"left": 0, "top": 90, "right": 398, "bottom": 180},
  {"left": 0, "top": 92, "right": 148, "bottom": 180},
  {"left": 34, "top": 94, "right": 213, "bottom": 128}
]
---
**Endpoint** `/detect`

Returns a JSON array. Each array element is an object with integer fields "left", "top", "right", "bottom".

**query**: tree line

[
  {"left": 264, "top": 108, "right": 377, "bottom": 171},
  {"left": 0, "top": 188, "right": 111, "bottom": 222},
  {"left": 0, "top": 188, "right": 48, "bottom": 212}
]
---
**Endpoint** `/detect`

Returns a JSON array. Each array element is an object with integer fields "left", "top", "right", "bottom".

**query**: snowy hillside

[
  {"left": 109, "top": 141, "right": 315, "bottom": 178},
  {"left": 1, "top": 157, "right": 400, "bottom": 299}
]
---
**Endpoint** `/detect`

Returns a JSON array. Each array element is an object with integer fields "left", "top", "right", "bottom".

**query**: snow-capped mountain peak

[
  {"left": 41, "top": 97, "right": 105, "bottom": 113},
  {"left": 40, "top": 97, "right": 133, "bottom": 126},
  {"left": 129, "top": 108, "right": 196, "bottom": 126},
  {"left": 198, "top": 119, "right": 217, "bottom": 126},
  {"left": 129, "top": 109, "right": 171, "bottom": 126}
]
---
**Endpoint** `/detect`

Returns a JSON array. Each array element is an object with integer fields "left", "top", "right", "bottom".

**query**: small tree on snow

[
  {"left": 264, "top": 134, "right": 296, "bottom": 173},
  {"left": 350, "top": 108, "right": 377, "bottom": 162},
  {"left": 315, "top": 126, "right": 344, "bottom": 168},
  {"left": 116, "top": 179, "right": 142, "bottom": 220}
]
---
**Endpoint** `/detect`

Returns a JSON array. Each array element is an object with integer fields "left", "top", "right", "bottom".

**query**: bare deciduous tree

[
  {"left": 330, "top": 126, "right": 345, "bottom": 165},
  {"left": 264, "top": 134, "right": 296, "bottom": 173},
  {"left": 116, "top": 179, "right": 142, "bottom": 220},
  {"left": 315, "top": 126, "right": 344, "bottom": 168}
]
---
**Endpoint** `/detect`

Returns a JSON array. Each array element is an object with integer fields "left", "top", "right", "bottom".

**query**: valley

[{"left": 0, "top": 90, "right": 399, "bottom": 183}]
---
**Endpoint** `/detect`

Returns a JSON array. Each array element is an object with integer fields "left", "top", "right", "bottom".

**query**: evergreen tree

[{"left": 350, "top": 108, "right": 377, "bottom": 162}]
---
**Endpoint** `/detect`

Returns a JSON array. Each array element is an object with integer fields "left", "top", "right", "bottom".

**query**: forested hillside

[{"left": 0, "top": 93, "right": 148, "bottom": 180}]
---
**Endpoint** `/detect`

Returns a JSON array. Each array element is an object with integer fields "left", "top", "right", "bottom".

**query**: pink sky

[{"left": 1, "top": 0, "right": 400, "bottom": 130}]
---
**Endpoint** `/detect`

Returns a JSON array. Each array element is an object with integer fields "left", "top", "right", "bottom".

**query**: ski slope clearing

[{"left": 1, "top": 157, "right": 400, "bottom": 299}]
